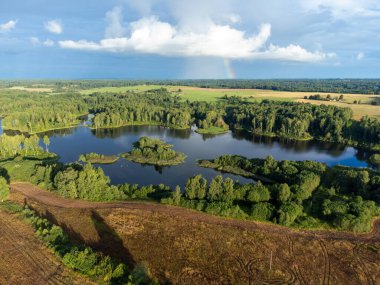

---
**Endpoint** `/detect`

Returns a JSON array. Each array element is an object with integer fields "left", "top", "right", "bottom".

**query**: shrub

[
  {"left": 251, "top": 202, "right": 275, "bottom": 221},
  {"left": 278, "top": 202, "right": 303, "bottom": 226},
  {"left": 246, "top": 182, "right": 270, "bottom": 203}
]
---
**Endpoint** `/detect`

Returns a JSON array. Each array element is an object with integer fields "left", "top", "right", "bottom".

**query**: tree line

[
  {"left": 1, "top": 88, "right": 379, "bottom": 150},
  {"left": 3, "top": 79, "right": 380, "bottom": 94}
]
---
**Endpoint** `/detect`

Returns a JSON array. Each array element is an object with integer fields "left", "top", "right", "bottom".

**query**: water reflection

[
  {"left": 0, "top": 117, "right": 371, "bottom": 188},
  {"left": 92, "top": 125, "right": 192, "bottom": 140},
  {"left": 33, "top": 125, "right": 369, "bottom": 188}
]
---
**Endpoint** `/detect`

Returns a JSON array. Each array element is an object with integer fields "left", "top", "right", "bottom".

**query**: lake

[{"left": 28, "top": 124, "right": 370, "bottom": 188}]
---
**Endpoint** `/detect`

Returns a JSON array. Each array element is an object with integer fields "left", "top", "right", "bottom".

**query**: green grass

[
  {"left": 79, "top": 85, "right": 294, "bottom": 103},
  {"left": 195, "top": 126, "right": 229, "bottom": 135}
]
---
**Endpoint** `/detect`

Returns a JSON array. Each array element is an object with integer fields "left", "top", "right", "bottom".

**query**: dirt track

[
  {"left": 10, "top": 182, "right": 380, "bottom": 243},
  {"left": 0, "top": 209, "right": 94, "bottom": 285}
]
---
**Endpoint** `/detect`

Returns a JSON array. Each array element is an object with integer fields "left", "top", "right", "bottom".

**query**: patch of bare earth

[
  {"left": 0, "top": 209, "right": 94, "bottom": 285},
  {"left": 11, "top": 182, "right": 380, "bottom": 285}
]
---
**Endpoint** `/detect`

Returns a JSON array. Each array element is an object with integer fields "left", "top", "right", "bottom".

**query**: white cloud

[
  {"left": 0, "top": 20, "right": 17, "bottom": 33},
  {"left": 60, "top": 15, "right": 331, "bottom": 62},
  {"left": 254, "top": 44, "right": 335, "bottom": 62},
  {"left": 45, "top": 20, "right": 63, "bottom": 34},
  {"left": 105, "top": 6, "right": 127, "bottom": 38},
  {"left": 43, "top": 39, "right": 55, "bottom": 46},
  {"left": 30, "top": 37, "right": 55, "bottom": 47},
  {"left": 357, "top": 52, "right": 364, "bottom": 60}
]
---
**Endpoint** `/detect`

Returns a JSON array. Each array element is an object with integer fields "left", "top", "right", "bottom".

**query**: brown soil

[
  {"left": 0, "top": 207, "right": 94, "bottom": 285},
  {"left": 10, "top": 182, "right": 380, "bottom": 285}
]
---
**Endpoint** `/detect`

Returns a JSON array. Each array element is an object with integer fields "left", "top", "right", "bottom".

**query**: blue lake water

[{"left": 31, "top": 124, "right": 370, "bottom": 188}]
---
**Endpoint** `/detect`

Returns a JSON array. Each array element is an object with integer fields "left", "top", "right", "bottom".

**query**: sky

[{"left": 0, "top": 0, "right": 379, "bottom": 79}]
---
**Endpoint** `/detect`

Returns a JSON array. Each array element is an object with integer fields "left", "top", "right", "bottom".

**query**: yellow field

[
  {"left": 78, "top": 85, "right": 379, "bottom": 120},
  {"left": 8, "top": 86, "right": 53, "bottom": 92},
  {"left": 171, "top": 86, "right": 380, "bottom": 119}
]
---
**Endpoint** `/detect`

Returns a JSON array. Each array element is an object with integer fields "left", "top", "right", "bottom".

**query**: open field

[
  {"left": 0, "top": 204, "right": 94, "bottom": 285},
  {"left": 79, "top": 85, "right": 380, "bottom": 120},
  {"left": 8, "top": 86, "right": 54, "bottom": 92},
  {"left": 10, "top": 182, "right": 380, "bottom": 285},
  {"left": 79, "top": 85, "right": 165, "bottom": 95}
]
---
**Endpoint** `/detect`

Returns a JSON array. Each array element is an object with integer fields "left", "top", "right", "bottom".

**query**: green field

[{"left": 79, "top": 85, "right": 380, "bottom": 119}]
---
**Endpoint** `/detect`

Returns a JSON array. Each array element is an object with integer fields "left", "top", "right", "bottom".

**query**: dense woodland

[
  {"left": 88, "top": 89, "right": 192, "bottom": 130},
  {"left": 0, "top": 90, "right": 87, "bottom": 133}
]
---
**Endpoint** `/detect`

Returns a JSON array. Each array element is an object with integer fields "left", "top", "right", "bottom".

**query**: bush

[
  {"left": 246, "top": 182, "right": 270, "bottom": 203},
  {"left": 205, "top": 202, "right": 248, "bottom": 218},
  {"left": 278, "top": 202, "right": 303, "bottom": 226},
  {"left": 251, "top": 202, "right": 275, "bottom": 221}
]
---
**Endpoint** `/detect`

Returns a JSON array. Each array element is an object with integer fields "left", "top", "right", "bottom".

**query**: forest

[{"left": 0, "top": 87, "right": 379, "bottom": 150}]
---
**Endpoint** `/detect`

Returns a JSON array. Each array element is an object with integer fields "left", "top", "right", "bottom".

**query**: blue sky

[{"left": 0, "top": 0, "right": 379, "bottom": 79}]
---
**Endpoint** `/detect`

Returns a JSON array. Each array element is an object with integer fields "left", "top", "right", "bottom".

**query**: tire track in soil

[
  {"left": 234, "top": 252, "right": 297, "bottom": 285},
  {"left": 1, "top": 223, "right": 67, "bottom": 285},
  {"left": 318, "top": 239, "right": 331, "bottom": 285},
  {"left": 353, "top": 244, "right": 376, "bottom": 285},
  {"left": 286, "top": 235, "right": 307, "bottom": 285},
  {"left": 0, "top": 216, "right": 69, "bottom": 285}
]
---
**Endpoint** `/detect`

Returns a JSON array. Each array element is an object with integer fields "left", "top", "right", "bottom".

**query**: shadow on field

[
  {"left": 40, "top": 208, "right": 136, "bottom": 269},
  {"left": 90, "top": 210, "right": 136, "bottom": 268}
]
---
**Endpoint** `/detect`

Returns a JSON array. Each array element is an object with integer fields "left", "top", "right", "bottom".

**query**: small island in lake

[
  {"left": 79, "top": 153, "right": 119, "bottom": 164},
  {"left": 122, "top": 136, "right": 186, "bottom": 166}
]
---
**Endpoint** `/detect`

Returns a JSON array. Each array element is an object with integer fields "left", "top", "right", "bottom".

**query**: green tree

[
  {"left": 276, "top": 183, "right": 291, "bottom": 203},
  {"left": 246, "top": 182, "right": 270, "bottom": 203},
  {"left": 185, "top": 175, "right": 206, "bottom": 200},
  {"left": 207, "top": 176, "right": 223, "bottom": 201},
  {"left": 277, "top": 202, "right": 303, "bottom": 226},
  {"left": 251, "top": 202, "right": 275, "bottom": 221},
  {"left": 172, "top": 185, "right": 182, "bottom": 205}
]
